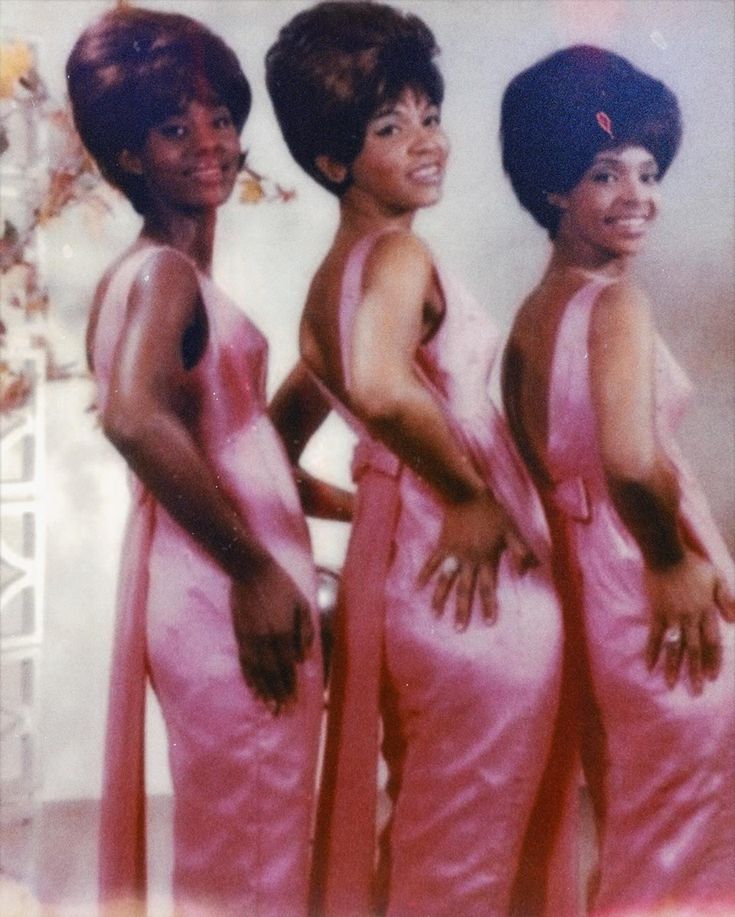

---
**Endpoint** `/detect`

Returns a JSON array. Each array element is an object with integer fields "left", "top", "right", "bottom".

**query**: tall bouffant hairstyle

[
  {"left": 265, "top": 0, "right": 443, "bottom": 195},
  {"left": 500, "top": 45, "right": 682, "bottom": 238},
  {"left": 66, "top": 7, "right": 251, "bottom": 214}
]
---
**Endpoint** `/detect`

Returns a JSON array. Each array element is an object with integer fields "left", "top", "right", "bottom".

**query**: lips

[
  {"left": 606, "top": 215, "right": 648, "bottom": 230},
  {"left": 189, "top": 160, "right": 230, "bottom": 182},
  {"left": 408, "top": 162, "right": 444, "bottom": 185}
]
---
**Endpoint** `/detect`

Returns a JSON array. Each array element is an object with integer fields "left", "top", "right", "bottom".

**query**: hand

[
  {"left": 645, "top": 549, "right": 735, "bottom": 692},
  {"left": 230, "top": 558, "right": 315, "bottom": 713},
  {"left": 417, "top": 490, "right": 536, "bottom": 630}
]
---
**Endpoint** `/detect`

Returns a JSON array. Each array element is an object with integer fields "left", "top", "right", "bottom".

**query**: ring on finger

[
  {"left": 663, "top": 625, "right": 683, "bottom": 648},
  {"left": 439, "top": 555, "right": 461, "bottom": 577}
]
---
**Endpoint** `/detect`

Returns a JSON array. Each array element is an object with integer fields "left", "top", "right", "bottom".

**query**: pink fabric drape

[
  {"left": 98, "top": 483, "right": 153, "bottom": 909},
  {"left": 311, "top": 455, "right": 402, "bottom": 917}
]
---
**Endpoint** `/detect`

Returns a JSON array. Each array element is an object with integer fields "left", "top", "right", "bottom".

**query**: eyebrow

[
  {"left": 372, "top": 104, "right": 400, "bottom": 119},
  {"left": 371, "top": 98, "right": 439, "bottom": 121},
  {"left": 592, "top": 156, "right": 658, "bottom": 168}
]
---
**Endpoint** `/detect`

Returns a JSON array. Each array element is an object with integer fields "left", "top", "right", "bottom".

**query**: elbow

[
  {"left": 605, "top": 454, "right": 680, "bottom": 506},
  {"left": 601, "top": 436, "right": 657, "bottom": 490},
  {"left": 102, "top": 397, "right": 153, "bottom": 460},
  {"left": 351, "top": 378, "right": 405, "bottom": 427}
]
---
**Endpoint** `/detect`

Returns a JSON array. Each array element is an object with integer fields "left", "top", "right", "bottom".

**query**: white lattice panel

[{"left": 1, "top": 348, "right": 45, "bottom": 822}]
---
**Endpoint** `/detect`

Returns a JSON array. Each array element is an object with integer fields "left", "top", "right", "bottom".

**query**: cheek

[{"left": 225, "top": 131, "right": 242, "bottom": 156}]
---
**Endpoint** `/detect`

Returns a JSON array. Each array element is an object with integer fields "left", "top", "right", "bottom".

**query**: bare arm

[
  {"left": 589, "top": 281, "right": 734, "bottom": 689},
  {"left": 104, "top": 249, "right": 311, "bottom": 707},
  {"left": 348, "top": 232, "right": 532, "bottom": 627},
  {"left": 269, "top": 361, "right": 354, "bottom": 522},
  {"left": 351, "top": 232, "right": 487, "bottom": 503}
]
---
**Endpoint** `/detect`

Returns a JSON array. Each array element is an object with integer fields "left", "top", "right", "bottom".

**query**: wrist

[{"left": 644, "top": 541, "right": 685, "bottom": 572}]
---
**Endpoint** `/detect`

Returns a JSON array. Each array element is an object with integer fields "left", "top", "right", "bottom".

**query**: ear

[
  {"left": 315, "top": 154, "right": 348, "bottom": 186},
  {"left": 119, "top": 149, "right": 144, "bottom": 177},
  {"left": 545, "top": 190, "right": 568, "bottom": 211}
]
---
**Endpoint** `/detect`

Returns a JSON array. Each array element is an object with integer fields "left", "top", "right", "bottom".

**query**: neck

[
  {"left": 337, "top": 188, "right": 416, "bottom": 242},
  {"left": 140, "top": 205, "right": 217, "bottom": 274},
  {"left": 548, "top": 235, "right": 632, "bottom": 283}
]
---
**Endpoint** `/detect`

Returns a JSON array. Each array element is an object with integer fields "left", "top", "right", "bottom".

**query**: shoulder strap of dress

[
  {"left": 93, "top": 244, "right": 202, "bottom": 366},
  {"left": 545, "top": 279, "right": 614, "bottom": 521},
  {"left": 338, "top": 228, "right": 399, "bottom": 389},
  {"left": 103, "top": 244, "right": 167, "bottom": 304},
  {"left": 547, "top": 279, "right": 612, "bottom": 461}
]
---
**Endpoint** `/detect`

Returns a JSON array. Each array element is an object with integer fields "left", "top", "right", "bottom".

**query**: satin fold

[
  {"left": 93, "top": 245, "right": 323, "bottom": 917},
  {"left": 309, "top": 232, "right": 565, "bottom": 917},
  {"left": 540, "top": 279, "right": 735, "bottom": 916}
]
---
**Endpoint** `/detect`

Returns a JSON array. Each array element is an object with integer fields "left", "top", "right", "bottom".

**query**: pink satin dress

[
  {"left": 310, "top": 233, "right": 565, "bottom": 917},
  {"left": 511, "top": 279, "right": 735, "bottom": 917},
  {"left": 92, "top": 245, "right": 323, "bottom": 917}
]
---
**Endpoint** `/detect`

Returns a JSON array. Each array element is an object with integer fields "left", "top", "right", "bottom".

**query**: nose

[
  {"left": 620, "top": 173, "right": 649, "bottom": 205},
  {"left": 190, "top": 110, "right": 219, "bottom": 151},
  {"left": 410, "top": 121, "right": 447, "bottom": 156}
]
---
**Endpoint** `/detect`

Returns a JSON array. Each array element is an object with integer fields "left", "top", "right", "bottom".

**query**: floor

[
  {"left": 1, "top": 796, "right": 174, "bottom": 917},
  {"left": 1, "top": 791, "right": 597, "bottom": 916}
]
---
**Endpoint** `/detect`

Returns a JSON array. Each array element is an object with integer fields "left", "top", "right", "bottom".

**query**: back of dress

[
  {"left": 544, "top": 278, "right": 735, "bottom": 915},
  {"left": 313, "top": 232, "right": 565, "bottom": 917},
  {"left": 94, "top": 245, "right": 323, "bottom": 917}
]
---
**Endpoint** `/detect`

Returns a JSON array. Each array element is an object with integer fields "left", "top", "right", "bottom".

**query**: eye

[
  {"left": 213, "top": 109, "right": 234, "bottom": 130},
  {"left": 591, "top": 171, "right": 616, "bottom": 184},
  {"left": 158, "top": 122, "right": 187, "bottom": 140},
  {"left": 423, "top": 109, "right": 441, "bottom": 128},
  {"left": 640, "top": 170, "right": 660, "bottom": 185},
  {"left": 374, "top": 122, "right": 399, "bottom": 138}
]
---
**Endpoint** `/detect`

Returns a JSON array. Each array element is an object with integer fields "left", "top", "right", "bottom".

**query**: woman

[
  {"left": 500, "top": 46, "right": 735, "bottom": 915},
  {"left": 265, "top": 4, "right": 564, "bottom": 915},
  {"left": 66, "top": 8, "right": 331, "bottom": 916}
]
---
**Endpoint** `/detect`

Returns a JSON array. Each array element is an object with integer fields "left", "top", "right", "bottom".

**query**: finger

[
  {"left": 431, "top": 564, "right": 459, "bottom": 619},
  {"left": 244, "top": 639, "right": 283, "bottom": 706},
  {"left": 682, "top": 617, "right": 703, "bottom": 694},
  {"left": 645, "top": 617, "right": 666, "bottom": 671},
  {"left": 714, "top": 578, "right": 735, "bottom": 622},
  {"left": 269, "top": 634, "right": 297, "bottom": 702},
  {"left": 453, "top": 564, "right": 476, "bottom": 632},
  {"left": 477, "top": 561, "right": 498, "bottom": 624},
  {"left": 663, "top": 629, "right": 685, "bottom": 689},
  {"left": 418, "top": 548, "right": 443, "bottom": 589},
  {"left": 506, "top": 529, "right": 537, "bottom": 573},
  {"left": 242, "top": 635, "right": 293, "bottom": 710},
  {"left": 294, "top": 604, "right": 314, "bottom": 661},
  {"left": 701, "top": 606, "right": 723, "bottom": 681}
]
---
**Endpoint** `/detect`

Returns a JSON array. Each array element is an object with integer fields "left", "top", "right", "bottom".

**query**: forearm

[
  {"left": 106, "top": 410, "right": 270, "bottom": 579},
  {"left": 360, "top": 376, "right": 487, "bottom": 504},
  {"left": 295, "top": 469, "right": 354, "bottom": 522},
  {"left": 607, "top": 459, "right": 685, "bottom": 570}
]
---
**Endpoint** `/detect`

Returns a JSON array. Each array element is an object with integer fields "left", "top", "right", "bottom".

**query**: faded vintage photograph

[{"left": 1, "top": 1, "right": 733, "bottom": 915}]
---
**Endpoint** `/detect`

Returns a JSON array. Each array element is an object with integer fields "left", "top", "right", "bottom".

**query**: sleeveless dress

[
  {"left": 310, "top": 233, "right": 565, "bottom": 917},
  {"left": 516, "top": 279, "right": 735, "bottom": 917},
  {"left": 92, "top": 245, "right": 323, "bottom": 917}
]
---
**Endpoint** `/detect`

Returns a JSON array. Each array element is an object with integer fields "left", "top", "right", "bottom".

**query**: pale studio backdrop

[{"left": 1, "top": 0, "right": 732, "bottom": 802}]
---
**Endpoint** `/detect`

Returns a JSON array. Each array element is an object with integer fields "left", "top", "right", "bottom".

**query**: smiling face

[
  {"left": 121, "top": 96, "right": 242, "bottom": 215},
  {"left": 338, "top": 88, "right": 449, "bottom": 217},
  {"left": 552, "top": 145, "right": 661, "bottom": 261}
]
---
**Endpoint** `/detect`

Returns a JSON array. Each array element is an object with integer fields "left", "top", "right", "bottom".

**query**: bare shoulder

[
  {"left": 594, "top": 278, "right": 652, "bottom": 324},
  {"left": 130, "top": 246, "right": 199, "bottom": 307},
  {"left": 591, "top": 278, "right": 654, "bottom": 346},
  {"left": 363, "top": 230, "right": 434, "bottom": 291}
]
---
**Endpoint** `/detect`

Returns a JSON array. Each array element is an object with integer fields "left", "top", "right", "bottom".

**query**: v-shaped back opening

[{"left": 546, "top": 278, "right": 612, "bottom": 477}]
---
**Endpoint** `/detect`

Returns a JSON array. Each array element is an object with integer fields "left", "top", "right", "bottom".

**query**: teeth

[
  {"left": 192, "top": 164, "right": 222, "bottom": 179},
  {"left": 612, "top": 217, "right": 645, "bottom": 228},
  {"left": 411, "top": 165, "right": 441, "bottom": 182}
]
